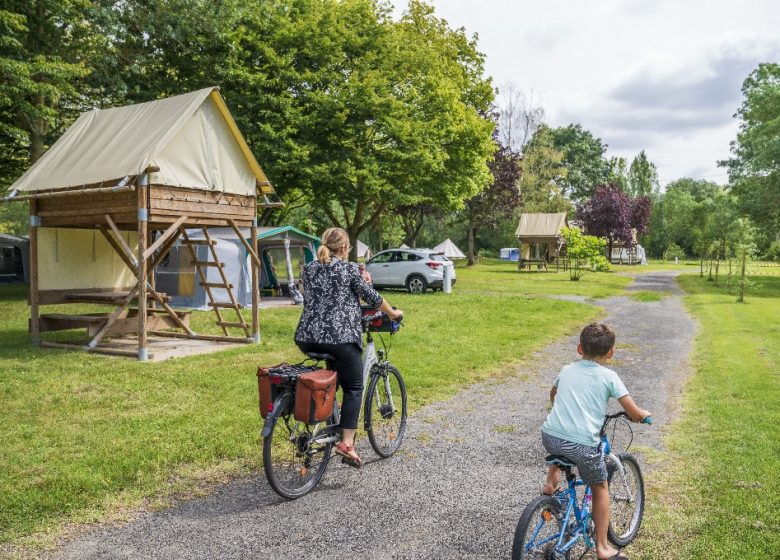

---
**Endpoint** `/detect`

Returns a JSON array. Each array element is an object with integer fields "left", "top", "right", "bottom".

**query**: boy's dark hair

[{"left": 580, "top": 323, "right": 615, "bottom": 357}]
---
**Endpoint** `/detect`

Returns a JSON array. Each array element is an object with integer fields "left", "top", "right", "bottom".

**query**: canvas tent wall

[
  {"left": 157, "top": 226, "right": 318, "bottom": 308},
  {"left": 515, "top": 213, "right": 568, "bottom": 261},
  {"left": 357, "top": 240, "right": 373, "bottom": 260},
  {"left": 500, "top": 247, "right": 519, "bottom": 261},
  {"left": 433, "top": 238, "right": 466, "bottom": 259},
  {"left": 1, "top": 87, "right": 279, "bottom": 359}
]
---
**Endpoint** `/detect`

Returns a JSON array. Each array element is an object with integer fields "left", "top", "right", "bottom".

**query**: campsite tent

[
  {"left": 357, "top": 240, "right": 373, "bottom": 260},
  {"left": 499, "top": 247, "right": 519, "bottom": 261},
  {"left": 399, "top": 243, "right": 410, "bottom": 249},
  {"left": 1, "top": 87, "right": 278, "bottom": 359},
  {"left": 515, "top": 213, "right": 568, "bottom": 270},
  {"left": 433, "top": 238, "right": 466, "bottom": 259},
  {"left": 157, "top": 226, "right": 318, "bottom": 308},
  {"left": 0, "top": 233, "right": 29, "bottom": 283}
]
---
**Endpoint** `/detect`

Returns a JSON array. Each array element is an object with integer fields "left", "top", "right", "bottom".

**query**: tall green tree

[
  {"left": 548, "top": 124, "right": 611, "bottom": 202},
  {"left": 519, "top": 125, "right": 572, "bottom": 214},
  {"left": 627, "top": 150, "right": 660, "bottom": 198},
  {"left": 722, "top": 62, "right": 780, "bottom": 250},
  {"left": 0, "top": 1, "right": 114, "bottom": 166}
]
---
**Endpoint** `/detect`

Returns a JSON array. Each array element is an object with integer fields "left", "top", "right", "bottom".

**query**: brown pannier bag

[
  {"left": 257, "top": 364, "right": 286, "bottom": 419},
  {"left": 294, "top": 369, "right": 338, "bottom": 424}
]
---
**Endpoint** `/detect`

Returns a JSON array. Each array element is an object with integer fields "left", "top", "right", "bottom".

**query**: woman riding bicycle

[{"left": 295, "top": 227, "right": 403, "bottom": 468}]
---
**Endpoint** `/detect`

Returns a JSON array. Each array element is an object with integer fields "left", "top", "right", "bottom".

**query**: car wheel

[{"left": 406, "top": 275, "right": 428, "bottom": 294}]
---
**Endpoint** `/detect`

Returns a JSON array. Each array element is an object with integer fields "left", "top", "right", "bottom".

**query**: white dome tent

[
  {"left": 357, "top": 240, "right": 373, "bottom": 260},
  {"left": 433, "top": 238, "right": 466, "bottom": 259}
]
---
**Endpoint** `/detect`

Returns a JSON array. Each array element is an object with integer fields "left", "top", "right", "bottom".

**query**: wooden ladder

[{"left": 181, "top": 228, "right": 250, "bottom": 337}]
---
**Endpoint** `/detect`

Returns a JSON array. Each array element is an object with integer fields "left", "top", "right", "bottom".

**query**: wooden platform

[{"left": 41, "top": 335, "right": 247, "bottom": 362}]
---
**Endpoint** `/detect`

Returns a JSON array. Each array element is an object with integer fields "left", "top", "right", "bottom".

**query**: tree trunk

[
  {"left": 467, "top": 222, "right": 476, "bottom": 267},
  {"left": 700, "top": 253, "right": 704, "bottom": 277}
]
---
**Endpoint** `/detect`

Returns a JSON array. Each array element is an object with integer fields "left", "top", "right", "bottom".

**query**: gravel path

[{"left": 49, "top": 271, "right": 696, "bottom": 560}]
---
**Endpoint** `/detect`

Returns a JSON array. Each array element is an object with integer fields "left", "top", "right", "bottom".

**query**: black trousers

[{"left": 296, "top": 341, "right": 363, "bottom": 430}]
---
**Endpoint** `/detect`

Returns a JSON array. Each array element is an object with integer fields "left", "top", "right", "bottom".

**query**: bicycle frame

[
  {"left": 262, "top": 330, "right": 396, "bottom": 443},
  {"left": 526, "top": 434, "right": 636, "bottom": 556}
]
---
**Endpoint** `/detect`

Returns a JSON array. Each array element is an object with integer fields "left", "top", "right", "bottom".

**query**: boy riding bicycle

[{"left": 541, "top": 323, "right": 650, "bottom": 560}]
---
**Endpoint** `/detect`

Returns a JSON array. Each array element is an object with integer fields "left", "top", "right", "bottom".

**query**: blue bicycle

[{"left": 512, "top": 412, "right": 651, "bottom": 559}]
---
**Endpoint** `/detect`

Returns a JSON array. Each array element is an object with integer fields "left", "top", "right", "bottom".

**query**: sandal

[{"left": 335, "top": 442, "right": 363, "bottom": 468}]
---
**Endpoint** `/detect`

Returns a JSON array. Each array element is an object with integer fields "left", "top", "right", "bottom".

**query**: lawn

[
  {"left": 0, "top": 262, "right": 628, "bottom": 547},
  {"left": 635, "top": 273, "right": 780, "bottom": 559}
]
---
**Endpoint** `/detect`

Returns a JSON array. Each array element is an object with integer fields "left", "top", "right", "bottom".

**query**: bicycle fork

[{"left": 607, "top": 452, "right": 635, "bottom": 503}]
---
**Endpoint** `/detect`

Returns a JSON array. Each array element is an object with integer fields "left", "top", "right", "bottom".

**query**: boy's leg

[
  {"left": 542, "top": 465, "right": 561, "bottom": 495},
  {"left": 591, "top": 482, "right": 620, "bottom": 559}
]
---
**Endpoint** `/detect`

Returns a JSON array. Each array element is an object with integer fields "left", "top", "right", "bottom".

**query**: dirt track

[{"left": 49, "top": 271, "right": 696, "bottom": 560}]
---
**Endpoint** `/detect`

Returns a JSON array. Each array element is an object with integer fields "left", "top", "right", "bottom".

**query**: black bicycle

[{"left": 261, "top": 309, "right": 407, "bottom": 499}]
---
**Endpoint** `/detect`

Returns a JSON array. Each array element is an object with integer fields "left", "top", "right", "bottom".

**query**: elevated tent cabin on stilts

[
  {"left": 515, "top": 213, "right": 569, "bottom": 271},
  {"left": 1, "top": 87, "right": 281, "bottom": 360}
]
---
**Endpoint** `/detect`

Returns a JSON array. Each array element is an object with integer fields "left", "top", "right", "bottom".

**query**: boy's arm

[{"left": 617, "top": 395, "right": 651, "bottom": 423}]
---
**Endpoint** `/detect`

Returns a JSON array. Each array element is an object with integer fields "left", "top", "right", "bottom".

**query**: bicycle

[
  {"left": 512, "top": 412, "right": 652, "bottom": 559},
  {"left": 261, "top": 308, "right": 407, "bottom": 499}
]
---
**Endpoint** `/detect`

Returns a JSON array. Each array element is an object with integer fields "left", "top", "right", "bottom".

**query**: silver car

[{"left": 365, "top": 248, "right": 456, "bottom": 294}]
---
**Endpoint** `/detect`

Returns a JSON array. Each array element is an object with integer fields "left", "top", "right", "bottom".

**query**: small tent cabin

[
  {"left": 1, "top": 87, "right": 279, "bottom": 360},
  {"left": 157, "top": 225, "right": 318, "bottom": 308},
  {"left": 0, "top": 233, "right": 30, "bottom": 283},
  {"left": 433, "top": 238, "right": 466, "bottom": 259},
  {"left": 399, "top": 243, "right": 410, "bottom": 249},
  {"left": 515, "top": 213, "right": 568, "bottom": 271}
]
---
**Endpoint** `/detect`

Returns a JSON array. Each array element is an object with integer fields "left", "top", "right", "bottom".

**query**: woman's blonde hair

[{"left": 317, "top": 227, "right": 350, "bottom": 263}]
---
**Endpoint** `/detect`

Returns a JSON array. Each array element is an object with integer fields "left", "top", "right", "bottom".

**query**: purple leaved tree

[{"left": 578, "top": 184, "right": 651, "bottom": 257}]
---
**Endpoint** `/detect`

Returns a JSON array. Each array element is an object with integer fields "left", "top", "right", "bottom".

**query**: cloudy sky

[{"left": 394, "top": 0, "right": 780, "bottom": 187}]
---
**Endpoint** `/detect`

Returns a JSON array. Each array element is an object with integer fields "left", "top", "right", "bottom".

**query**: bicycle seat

[
  {"left": 306, "top": 352, "right": 335, "bottom": 362},
  {"left": 545, "top": 454, "right": 576, "bottom": 468}
]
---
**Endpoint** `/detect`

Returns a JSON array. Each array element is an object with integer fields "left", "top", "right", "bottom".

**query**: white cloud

[{"left": 393, "top": 0, "right": 780, "bottom": 181}]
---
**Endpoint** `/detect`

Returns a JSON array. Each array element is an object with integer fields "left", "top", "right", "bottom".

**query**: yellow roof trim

[{"left": 208, "top": 90, "right": 274, "bottom": 194}]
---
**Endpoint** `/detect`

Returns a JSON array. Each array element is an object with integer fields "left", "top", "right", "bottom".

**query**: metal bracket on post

[
  {"left": 138, "top": 208, "right": 148, "bottom": 222},
  {"left": 138, "top": 173, "right": 149, "bottom": 187},
  {"left": 138, "top": 348, "right": 149, "bottom": 361},
  {"left": 252, "top": 333, "right": 261, "bottom": 343},
  {"left": 29, "top": 215, "right": 41, "bottom": 228},
  {"left": 252, "top": 217, "right": 258, "bottom": 227}
]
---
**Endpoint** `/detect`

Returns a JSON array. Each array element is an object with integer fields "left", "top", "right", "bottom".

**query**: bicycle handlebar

[{"left": 603, "top": 411, "right": 653, "bottom": 425}]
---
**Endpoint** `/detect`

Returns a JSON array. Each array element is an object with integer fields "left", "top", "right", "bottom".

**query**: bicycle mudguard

[{"left": 261, "top": 394, "right": 292, "bottom": 438}]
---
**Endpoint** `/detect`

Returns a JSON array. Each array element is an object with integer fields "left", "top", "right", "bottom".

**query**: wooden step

[
  {"left": 183, "top": 239, "right": 216, "bottom": 246},
  {"left": 209, "top": 302, "right": 242, "bottom": 309},
  {"left": 191, "top": 261, "right": 225, "bottom": 267},
  {"left": 216, "top": 321, "right": 248, "bottom": 329},
  {"left": 201, "top": 282, "right": 233, "bottom": 289}
]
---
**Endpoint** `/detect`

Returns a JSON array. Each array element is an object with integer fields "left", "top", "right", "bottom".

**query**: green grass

[
  {"left": 628, "top": 290, "right": 668, "bottom": 302},
  {"left": 0, "top": 262, "right": 629, "bottom": 547},
  {"left": 635, "top": 274, "right": 780, "bottom": 559},
  {"left": 454, "top": 260, "right": 632, "bottom": 298}
]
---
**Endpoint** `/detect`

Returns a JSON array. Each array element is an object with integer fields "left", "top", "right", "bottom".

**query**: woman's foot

[{"left": 335, "top": 441, "right": 363, "bottom": 468}]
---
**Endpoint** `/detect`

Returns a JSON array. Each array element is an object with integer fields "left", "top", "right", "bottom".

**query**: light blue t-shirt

[{"left": 542, "top": 360, "right": 629, "bottom": 447}]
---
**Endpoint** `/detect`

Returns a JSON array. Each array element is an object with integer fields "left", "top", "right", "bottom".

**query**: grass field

[
  {"left": 0, "top": 263, "right": 630, "bottom": 547},
  {"left": 635, "top": 273, "right": 780, "bottom": 559}
]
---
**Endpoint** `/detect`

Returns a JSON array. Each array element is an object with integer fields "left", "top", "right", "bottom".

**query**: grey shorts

[{"left": 541, "top": 431, "right": 607, "bottom": 485}]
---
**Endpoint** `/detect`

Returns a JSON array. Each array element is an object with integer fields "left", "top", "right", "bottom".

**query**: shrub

[
  {"left": 562, "top": 227, "right": 609, "bottom": 281},
  {"left": 664, "top": 243, "right": 685, "bottom": 262}
]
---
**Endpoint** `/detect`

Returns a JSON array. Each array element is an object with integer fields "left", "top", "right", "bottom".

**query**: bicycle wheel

[
  {"left": 607, "top": 452, "right": 645, "bottom": 546},
  {"left": 512, "top": 495, "right": 563, "bottom": 560},
  {"left": 365, "top": 363, "right": 407, "bottom": 457},
  {"left": 262, "top": 395, "right": 334, "bottom": 499}
]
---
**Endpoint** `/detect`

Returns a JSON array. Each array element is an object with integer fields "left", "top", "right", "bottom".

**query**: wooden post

[
  {"left": 29, "top": 199, "right": 40, "bottom": 346},
  {"left": 137, "top": 176, "right": 149, "bottom": 361},
  {"left": 251, "top": 209, "right": 260, "bottom": 343}
]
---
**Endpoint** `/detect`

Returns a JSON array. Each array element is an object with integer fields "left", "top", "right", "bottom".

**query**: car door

[{"left": 365, "top": 251, "right": 395, "bottom": 286}]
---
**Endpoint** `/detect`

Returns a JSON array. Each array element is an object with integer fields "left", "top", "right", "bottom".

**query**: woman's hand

[{"left": 388, "top": 308, "right": 404, "bottom": 321}]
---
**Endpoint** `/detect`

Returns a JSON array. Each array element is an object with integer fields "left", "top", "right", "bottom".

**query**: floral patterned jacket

[{"left": 294, "top": 257, "right": 383, "bottom": 348}]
